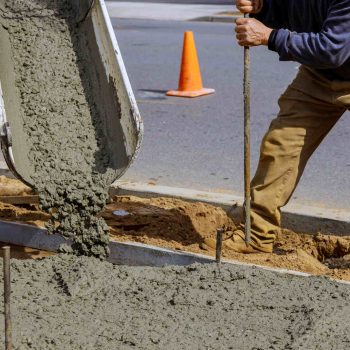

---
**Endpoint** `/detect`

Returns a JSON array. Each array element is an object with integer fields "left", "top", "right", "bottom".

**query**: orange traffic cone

[{"left": 167, "top": 31, "right": 215, "bottom": 98}]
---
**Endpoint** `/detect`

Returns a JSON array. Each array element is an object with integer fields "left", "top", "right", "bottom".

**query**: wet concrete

[
  {"left": 0, "top": 0, "right": 126, "bottom": 258},
  {"left": 0, "top": 254, "right": 349, "bottom": 349}
]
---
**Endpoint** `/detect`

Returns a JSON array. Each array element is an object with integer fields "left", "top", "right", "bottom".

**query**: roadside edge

[{"left": 110, "top": 181, "right": 350, "bottom": 236}]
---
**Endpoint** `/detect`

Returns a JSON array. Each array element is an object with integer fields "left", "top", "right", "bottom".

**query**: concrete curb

[
  {"left": 191, "top": 13, "right": 241, "bottom": 23},
  {"left": 105, "top": 1, "right": 237, "bottom": 22},
  {"left": 110, "top": 181, "right": 350, "bottom": 236}
]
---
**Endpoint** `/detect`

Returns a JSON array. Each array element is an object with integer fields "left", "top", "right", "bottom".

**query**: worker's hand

[
  {"left": 236, "top": 0, "right": 263, "bottom": 14},
  {"left": 235, "top": 18, "right": 272, "bottom": 46}
]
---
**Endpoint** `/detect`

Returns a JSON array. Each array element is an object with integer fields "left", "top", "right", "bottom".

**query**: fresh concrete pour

[
  {"left": 0, "top": 254, "right": 348, "bottom": 349},
  {"left": 0, "top": 0, "right": 125, "bottom": 258},
  {"left": 0, "top": 2, "right": 349, "bottom": 349}
]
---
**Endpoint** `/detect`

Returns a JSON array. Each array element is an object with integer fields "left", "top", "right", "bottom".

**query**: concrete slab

[{"left": 105, "top": 1, "right": 235, "bottom": 21}]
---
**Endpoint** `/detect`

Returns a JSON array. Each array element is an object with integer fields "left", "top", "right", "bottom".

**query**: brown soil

[
  {"left": 103, "top": 196, "right": 350, "bottom": 281},
  {"left": 0, "top": 177, "right": 349, "bottom": 281},
  {"left": 0, "top": 176, "right": 49, "bottom": 227},
  {"left": 0, "top": 201, "right": 49, "bottom": 227},
  {"left": 0, "top": 242, "right": 53, "bottom": 260},
  {"left": 0, "top": 175, "right": 32, "bottom": 196}
]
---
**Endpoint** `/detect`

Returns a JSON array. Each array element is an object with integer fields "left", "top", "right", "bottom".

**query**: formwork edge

[{"left": 0, "top": 220, "right": 349, "bottom": 286}]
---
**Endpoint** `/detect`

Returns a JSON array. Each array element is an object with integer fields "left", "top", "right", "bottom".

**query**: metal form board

[{"left": 0, "top": 221, "right": 213, "bottom": 267}]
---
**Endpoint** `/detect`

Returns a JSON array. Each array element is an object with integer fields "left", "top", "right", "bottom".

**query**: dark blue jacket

[{"left": 254, "top": 0, "right": 350, "bottom": 80}]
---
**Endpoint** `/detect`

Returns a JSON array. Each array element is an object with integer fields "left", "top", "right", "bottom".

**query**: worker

[{"left": 203, "top": 0, "right": 350, "bottom": 253}]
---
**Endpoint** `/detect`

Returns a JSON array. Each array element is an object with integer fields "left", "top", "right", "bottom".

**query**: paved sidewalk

[{"left": 106, "top": 1, "right": 237, "bottom": 21}]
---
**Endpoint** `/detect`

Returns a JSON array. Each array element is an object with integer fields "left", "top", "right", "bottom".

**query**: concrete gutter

[
  {"left": 105, "top": 1, "right": 237, "bottom": 22},
  {"left": 191, "top": 11, "right": 241, "bottom": 23},
  {"left": 110, "top": 181, "right": 350, "bottom": 236}
]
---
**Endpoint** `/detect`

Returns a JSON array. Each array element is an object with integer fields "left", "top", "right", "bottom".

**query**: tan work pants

[{"left": 250, "top": 66, "right": 350, "bottom": 250}]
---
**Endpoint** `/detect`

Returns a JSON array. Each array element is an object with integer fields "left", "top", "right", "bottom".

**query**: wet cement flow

[
  {"left": 0, "top": 0, "right": 121, "bottom": 258},
  {"left": 0, "top": 254, "right": 348, "bottom": 350}
]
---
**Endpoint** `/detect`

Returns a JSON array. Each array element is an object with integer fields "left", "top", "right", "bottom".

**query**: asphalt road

[{"left": 113, "top": 18, "right": 350, "bottom": 210}]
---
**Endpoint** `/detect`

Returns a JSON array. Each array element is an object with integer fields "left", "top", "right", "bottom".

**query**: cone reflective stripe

[{"left": 167, "top": 31, "right": 215, "bottom": 98}]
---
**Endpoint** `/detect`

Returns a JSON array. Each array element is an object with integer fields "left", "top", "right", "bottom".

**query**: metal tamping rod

[
  {"left": 243, "top": 12, "right": 251, "bottom": 243},
  {"left": 3, "top": 246, "right": 13, "bottom": 350},
  {"left": 216, "top": 228, "right": 224, "bottom": 269}
]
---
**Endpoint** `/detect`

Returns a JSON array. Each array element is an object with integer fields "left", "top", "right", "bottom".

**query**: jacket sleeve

[
  {"left": 251, "top": 0, "right": 287, "bottom": 29},
  {"left": 268, "top": 0, "right": 350, "bottom": 69}
]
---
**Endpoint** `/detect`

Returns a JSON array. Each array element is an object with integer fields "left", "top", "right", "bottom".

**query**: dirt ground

[
  {"left": 104, "top": 196, "right": 350, "bottom": 281},
  {"left": 0, "top": 176, "right": 50, "bottom": 227},
  {"left": 1, "top": 176, "right": 350, "bottom": 281}
]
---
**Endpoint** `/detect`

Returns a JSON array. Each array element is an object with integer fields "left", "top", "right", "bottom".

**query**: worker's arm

[
  {"left": 268, "top": 0, "right": 350, "bottom": 69},
  {"left": 236, "top": 0, "right": 350, "bottom": 69}
]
